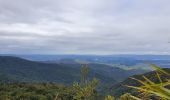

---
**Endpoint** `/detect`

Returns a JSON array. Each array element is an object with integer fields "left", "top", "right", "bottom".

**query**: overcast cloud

[{"left": 0, "top": 0, "right": 170, "bottom": 54}]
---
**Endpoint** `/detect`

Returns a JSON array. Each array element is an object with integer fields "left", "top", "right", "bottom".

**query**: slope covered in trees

[
  {"left": 0, "top": 56, "right": 146, "bottom": 84},
  {"left": 0, "top": 56, "right": 116, "bottom": 89}
]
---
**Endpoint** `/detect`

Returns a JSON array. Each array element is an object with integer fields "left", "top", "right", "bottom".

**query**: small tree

[
  {"left": 73, "top": 64, "right": 99, "bottom": 100},
  {"left": 81, "top": 64, "right": 89, "bottom": 86}
]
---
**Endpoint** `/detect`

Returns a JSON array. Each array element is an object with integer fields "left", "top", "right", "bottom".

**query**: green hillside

[{"left": 0, "top": 56, "right": 116, "bottom": 90}]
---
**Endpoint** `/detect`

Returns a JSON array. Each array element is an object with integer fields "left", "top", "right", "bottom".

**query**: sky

[{"left": 0, "top": 0, "right": 170, "bottom": 55}]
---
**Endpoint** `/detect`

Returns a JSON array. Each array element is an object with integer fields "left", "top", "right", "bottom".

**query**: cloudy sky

[{"left": 0, "top": 0, "right": 170, "bottom": 54}]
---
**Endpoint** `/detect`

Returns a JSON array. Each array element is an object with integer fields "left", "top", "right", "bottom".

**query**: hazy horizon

[{"left": 0, "top": 53, "right": 170, "bottom": 56}]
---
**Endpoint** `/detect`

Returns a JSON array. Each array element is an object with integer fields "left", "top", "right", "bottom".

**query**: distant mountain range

[{"left": 1, "top": 54, "right": 170, "bottom": 67}]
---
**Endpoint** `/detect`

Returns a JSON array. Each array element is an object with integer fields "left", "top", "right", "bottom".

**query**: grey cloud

[{"left": 0, "top": 0, "right": 170, "bottom": 54}]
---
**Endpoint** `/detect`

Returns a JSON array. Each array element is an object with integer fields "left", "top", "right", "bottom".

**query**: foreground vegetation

[
  {"left": 126, "top": 64, "right": 170, "bottom": 100},
  {"left": 0, "top": 83, "right": 71, "bottom": 100},
  {"left": 0, "top": 64, "right": 170, "bottom": 100}
]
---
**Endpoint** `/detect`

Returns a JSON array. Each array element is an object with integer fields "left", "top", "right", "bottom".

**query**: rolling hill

[{"left": 0, "top": 56, "right": 116, "bottom": 86}]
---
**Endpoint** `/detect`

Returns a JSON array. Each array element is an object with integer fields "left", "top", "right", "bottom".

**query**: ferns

[
  {"left": 119, "top": 93, "right": 141, "bottom": 100},
  {"left": 125, "top": 64, "right": 170, "bottom": 100}
]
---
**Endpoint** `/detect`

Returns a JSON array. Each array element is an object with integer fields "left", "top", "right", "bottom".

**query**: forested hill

[{"left": 0, "top": 56, "right": 116, "bottom": 85}]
